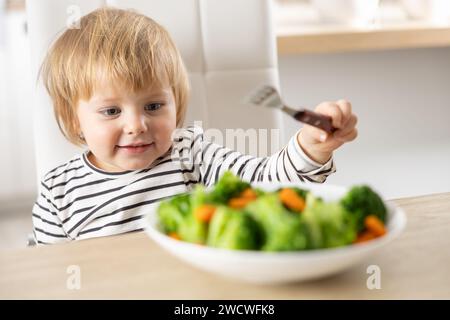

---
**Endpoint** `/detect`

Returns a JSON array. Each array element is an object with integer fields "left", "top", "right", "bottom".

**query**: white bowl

[
  {"left": 144, "top": 182, "right": 406, "bottom": 284},
  {"left": 311, "top": 0, "right": 380, "bottom": 26},
  {"left": 400, "top": 0, "right": 450, "bottom": 22}
]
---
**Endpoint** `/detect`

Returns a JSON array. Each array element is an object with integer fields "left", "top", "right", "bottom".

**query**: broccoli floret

[
  {"left": 177, "top": 185, "right": 210, "bottom": 244},
  {"left": 178, "top": 214, "right": 208, "bottom": 244},
  {"left": 207, "top": 206, "right": 261, "bottom": 250},
  {"left": 157, "top": 193, "right": 191, "bottom": 233},
  {"left": 245, "top": 194, "right": 307, "bottom": 251},
  {"left": 158, "top": 186, "right": 209, "bottom": 244},
  {"left": 190, "top": 184, "right": 208, "bottom": 209},
  {"left": 302, "top": 193, "right": 356, "bottom": 249},
  {"left": 340, "top": 185, "right": 387, "bottom": 232},
  {"left": 208, "top": 171, "right": 250, "bottom": 204}
]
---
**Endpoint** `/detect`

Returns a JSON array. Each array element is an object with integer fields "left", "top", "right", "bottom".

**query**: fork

[{"left": 245, "top": 85, "right": 336, "bottom": 134}]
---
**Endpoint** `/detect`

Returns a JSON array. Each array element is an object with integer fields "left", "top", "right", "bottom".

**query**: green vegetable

[
  {"left": 178, "top": 214, "right": 208, "bottom": 244},
  {"left": 178, "top": 185, "right": 209, "bottom": 244},
  {"left": 245, "top": 193, "right": 307, "bottom": 251},
  {"left": 156, "top": 171, "right": 387, "bottom": 252},
  {"left": 157, "top": 193, "right": 191, "bottom": 233},
  {"left": 207, "top": 206, "right": 260, "bottom": 250},
  {"left": 190, "top": 184, "right": 208, "bottom": 209},
  {"left": 207, "top": 171, "right": 250, "bottom": 204},
  {"left": 302, "top": 193, "right": 356, "bottom": 249},
  {"left": 294, "top": 187, "right": 308, "bottom": 200},
  {"left": 157, "top": 186, "right": 209, "bottom": 243},
  {"left": 340, "top": 185, "right": 387, "bottom": 232}
]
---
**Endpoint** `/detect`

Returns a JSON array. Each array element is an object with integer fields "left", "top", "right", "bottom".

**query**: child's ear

[{"left": 72, "top": 119, "right": 85, "bottom": 144}]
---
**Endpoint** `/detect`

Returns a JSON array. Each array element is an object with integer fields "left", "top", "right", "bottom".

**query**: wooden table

[{"left": 1, "top": 193, "right": 449, "bottom": 299}]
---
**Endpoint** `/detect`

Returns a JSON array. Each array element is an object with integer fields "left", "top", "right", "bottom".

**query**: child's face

[{"left": 77, "top": 80, "right": 177, "bottom": 172}]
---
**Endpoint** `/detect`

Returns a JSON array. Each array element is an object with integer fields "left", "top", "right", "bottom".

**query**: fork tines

[{"left": 250, "top": 85, "right": 278, "bottom": 105}]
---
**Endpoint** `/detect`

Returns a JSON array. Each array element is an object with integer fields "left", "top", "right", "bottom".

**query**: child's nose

[{"left": 123, "top": 112, "right": 148, "bottom": 135}]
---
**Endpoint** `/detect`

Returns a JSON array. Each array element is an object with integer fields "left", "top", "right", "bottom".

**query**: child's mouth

[{"left": 116, "top": 142, "right": 154, "bottom": 154}]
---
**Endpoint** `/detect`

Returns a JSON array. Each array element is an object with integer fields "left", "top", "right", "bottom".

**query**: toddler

[{"left": 33, "top": 7, "right": 357, "bottom": 244}]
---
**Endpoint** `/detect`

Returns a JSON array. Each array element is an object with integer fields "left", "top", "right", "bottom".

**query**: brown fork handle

[{"left": 293, "top": 110, "right": 336, "bottom": 134}]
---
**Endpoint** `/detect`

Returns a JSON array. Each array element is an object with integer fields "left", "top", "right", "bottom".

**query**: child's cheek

[
  {"left": 87, "top": 124, "right": 120, "bottom": 153},
  {"left": 153, "top": 115, "right": 176, "bottom": 148}
]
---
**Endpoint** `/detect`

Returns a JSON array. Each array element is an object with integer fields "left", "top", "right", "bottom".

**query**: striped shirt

[{"left": 32, "top": 126, "right": 336, "bottom": 245}]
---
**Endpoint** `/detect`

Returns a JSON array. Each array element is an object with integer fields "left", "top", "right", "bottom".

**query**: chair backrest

[{"left": 26, "top": 0, "right": 281, "bottom": 181}]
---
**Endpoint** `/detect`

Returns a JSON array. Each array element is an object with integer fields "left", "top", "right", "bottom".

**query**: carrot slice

[
  {"left": 279, "top": 188, "right": 305, "bottom": 212},
  {"left": 168, "top": 232, "right": 181, "bottom": 241},
  {"left": 228, "top": 188, "right": 258, "bottom": 209},
  {"left": 364, "top": 215, "right": 387, "bottom": 237},
  {"left": 194, "top": 205, "right": 216, "bottom": 222},
  {"left": 240, "top": 188, "right": 257, "bottom": 199},
  {"left": 353, "top": 230, "right": 376, "bottom": 244},
  {"left": 228, "top": 197, "right": 255, "bottom": 209}
]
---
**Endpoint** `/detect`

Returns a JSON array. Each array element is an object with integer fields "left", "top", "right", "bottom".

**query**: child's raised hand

[{"left": 297, "top": 100, "right": 358, "bottom": 164}]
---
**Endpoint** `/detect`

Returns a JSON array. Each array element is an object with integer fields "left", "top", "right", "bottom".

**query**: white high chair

[{"left": 26, "top": 0, "right": 282, "bottom": 182}]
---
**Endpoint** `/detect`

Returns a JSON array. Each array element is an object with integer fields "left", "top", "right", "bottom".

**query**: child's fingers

[
  {"left": 314, "top": 102, "right": 344, "bottom": 129},
  {"left": 336, "top": 99, "right": 352, "bottom": 124},
  {"left": 335, "top": 128, "right": 358, "bottom": 142},
  {"left": 334, "top": 114, "right": 358, "bottom": 138},
  {"left": 303, "top": 123, "right": 330, "bottom": 142}
]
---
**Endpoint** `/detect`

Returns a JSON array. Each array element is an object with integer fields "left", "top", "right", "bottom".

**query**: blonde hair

[{"left": 40, "top": 7, "right": 190, "bottom": 146}]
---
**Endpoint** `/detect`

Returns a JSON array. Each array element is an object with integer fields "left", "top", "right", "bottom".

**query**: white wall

[
  {"left": 278, "top": 47, "right": 450, "bottom": 199},
  {"left": 0, "top": 11, "right": 36, "bottom": 206}
]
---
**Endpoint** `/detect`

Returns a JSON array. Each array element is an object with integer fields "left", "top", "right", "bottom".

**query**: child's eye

[
  {"left": 145, "top": 103, "right": 163, "bottom": 111},
  {"left": 101, "top": 108, "right": 121, "bottom": 116}
]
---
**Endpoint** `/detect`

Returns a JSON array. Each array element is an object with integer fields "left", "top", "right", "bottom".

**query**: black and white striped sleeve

[
  {"left": 32, "top": 180, "right": 70, "bottom": 245},
  {"left": 183, "top": 127, "right": 336, "bottom": 186}
]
